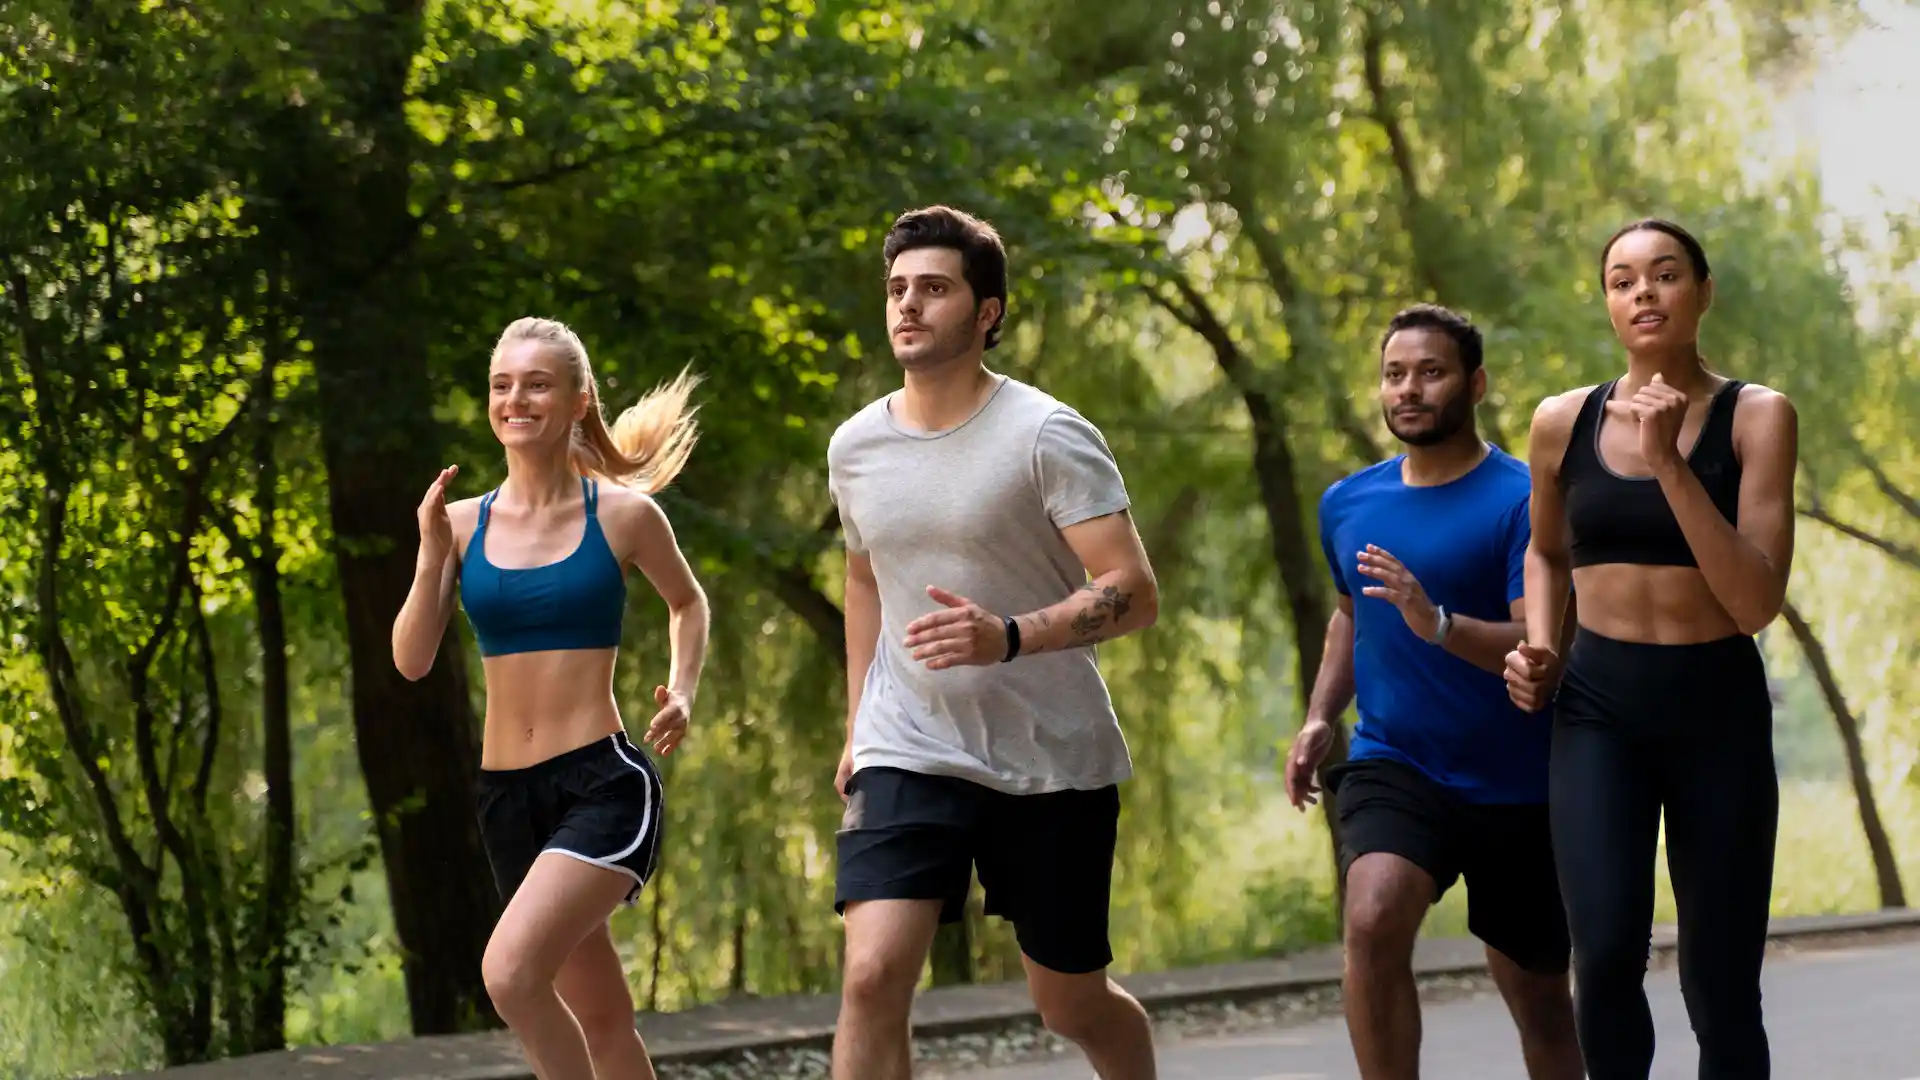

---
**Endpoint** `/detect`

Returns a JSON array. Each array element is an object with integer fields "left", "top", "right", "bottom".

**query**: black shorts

[
  {"left": 835, "top": 766, "right": 1120, "bottom": 975},
  {"left": 475, "top": 731, "right": 664, "bottom": 907},
  {"left": 1327, "top": 757, "right": 1570, "bottom": 975}
]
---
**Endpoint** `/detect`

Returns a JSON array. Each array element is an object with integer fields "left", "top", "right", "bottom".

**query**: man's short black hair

[
  {"left": 883, "top": 205, "right": 1009, "bottom": 350},
  {"left": 1380, "top": 303, "right": 1483, "bottom": 373}
]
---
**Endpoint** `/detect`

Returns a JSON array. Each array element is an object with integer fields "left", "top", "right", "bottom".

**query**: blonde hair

[{"left": 493, "top": 317, "right": 701, "bottom": 494}]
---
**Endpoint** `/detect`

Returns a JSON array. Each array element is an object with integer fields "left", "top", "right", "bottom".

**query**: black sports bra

[{"left": 1561, "top": 378, "right": 1744, "bottom": 569}]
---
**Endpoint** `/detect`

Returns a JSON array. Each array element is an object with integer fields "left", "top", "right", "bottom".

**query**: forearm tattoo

[{"left": 1067, "top": 581, "right": 1133, "bottom": 644}]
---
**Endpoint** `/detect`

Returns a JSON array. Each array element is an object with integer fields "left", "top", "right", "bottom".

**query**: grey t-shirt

[{"left": 826, "top": 375, "right": 1135, "bottom": 795}]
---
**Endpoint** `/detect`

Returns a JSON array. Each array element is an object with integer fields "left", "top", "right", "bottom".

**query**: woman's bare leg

[{"left": 482, "top": 854, "right": 635, "bottom": 1080}]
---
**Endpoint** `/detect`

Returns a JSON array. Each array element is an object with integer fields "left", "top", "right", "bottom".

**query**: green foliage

[
  {"left": 0, "top": 854, "right": 159, "bottom": 1079},
  {"left": 4, "top": 0, "right": 1920, "bottom": 1072}
]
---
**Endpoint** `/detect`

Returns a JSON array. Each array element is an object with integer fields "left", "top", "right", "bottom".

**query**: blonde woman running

[{"left": 393, "top": 317, "right": 709, "bottom": 1080}]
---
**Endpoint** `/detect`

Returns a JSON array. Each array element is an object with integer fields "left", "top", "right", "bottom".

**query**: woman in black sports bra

[{"left": 1504, "top": 219, "right": 1799, "bottom": 1079}]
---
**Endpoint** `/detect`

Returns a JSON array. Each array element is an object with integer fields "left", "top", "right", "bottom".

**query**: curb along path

[{"left": 104, "top": 908, "right": 1920, "bottom": 1080}]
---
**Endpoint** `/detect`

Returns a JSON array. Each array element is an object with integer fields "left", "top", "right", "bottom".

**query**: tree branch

[
  {"left": 10, "top": 263, "right": 171, "bottom": 1004},
  {"left": 1145, "top": 273, "right": 1331, "bottom": 703},
  {"left": 766, "top": 564, "right": 848, "bottom": 664},
  {"left": 663, "top": 495, "right": 848, "bottom": 663},
  {"left": 1780, "top": 600, "right": 1907, "bottom": 908},
  {"left": 110, "top": 302, "right": 253, "bottom": 1061},
  {"left": 1799, "top": 505, "right": 1920, "bottom": 573},
  {"left": 1857, "top": 451, "right": 1920, "bottom": 526},
  {"left": 161, "top": 635, "right": 191, "bottom": 803},
  {"left": 1150, "top": 273, "right": 1391, "bottom": 461},
  {"left": 1146, "top": 485, "right": 1202, "bottom": 570},
  {"left": 1221, "top": 183, "right": 1415, "bottom": 463},
  {"left": 130, "top": 407, "right": 246, "bottom": 674},
  {"left": 1360, "top": 10, "right": 1426, "bottom": 242},
  {"left": 1226, "top": 192, "right": 1305, "bottom": 308},
  {"left": 129, "top": 449, "right": 225, "bottom": 1061},
  {"left": 485, "top": 147, "right": 632, "bottom": 194},
  {"left": 1334, "top": 402, "right": 1386, "bottom": 465},
  {"left": 187, "top": 575, "right": 222, "bottom": 814},
  {"left": 1144, "top": 276, "right": 1261, "bottom": 393},
  {"left": 1142, "top": 281, "right": 1206, "bottom": 334},
  {"left": 1145, "top": 253, "right": 1348, "bottom": 911},
  {"left": 815, "top": 504, "right": 841, "bottom": 537},
  {"left": 183, "top": 567, "right": 246, "bottom": 1053},
  {"left": 372, "top": 123, "right": 703, "bottom": 282},
  {"left": 1355, "top": 12, "right": 1510, "bottom": 451},
  {"left": 199, "top": 291, "right": 299, "bottom": 1050}
]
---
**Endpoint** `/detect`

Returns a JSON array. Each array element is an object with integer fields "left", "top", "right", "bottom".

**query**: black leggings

[{"left": 1550, "top": 627, "right": 1778, "bottom": 1080}]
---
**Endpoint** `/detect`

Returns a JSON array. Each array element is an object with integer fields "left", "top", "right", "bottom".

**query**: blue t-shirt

[{"left": 1317, "top": 447, "right": 1546, "bottom": 804}]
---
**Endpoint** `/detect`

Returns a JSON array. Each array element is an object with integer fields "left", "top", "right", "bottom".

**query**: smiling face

[
  {"left": 489, "top": 339, "right": 590, "bottom": 451},
  {"left": 1602, "top": 227, "right": 1714, "bottom": 352},
  {"left": 885, "top": 246, "right": 999, "bottom": 371},
  {"left": 1380, "top": 326, "right": 1483, "bottom": 447}
]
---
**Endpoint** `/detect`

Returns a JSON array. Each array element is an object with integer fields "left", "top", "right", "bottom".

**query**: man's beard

[
  {"left": 1384, "top": 391, "right": 1474, "bottom": 447},
  {"left": 892, "top": 320, "right": 976, "bottom": 370}
]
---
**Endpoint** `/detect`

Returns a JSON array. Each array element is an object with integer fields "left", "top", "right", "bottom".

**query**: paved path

[
  {"left": 964, "top": 941, "right": 1920, "bottom": 1079},
  {"left": 101, "top": 912, "right": 1920, "bottom": 1080}
]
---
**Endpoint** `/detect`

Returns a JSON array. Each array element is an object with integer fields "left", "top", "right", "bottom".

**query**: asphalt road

[{"left": 964, "top": 940, "right": 1920, "bottom": 1079}]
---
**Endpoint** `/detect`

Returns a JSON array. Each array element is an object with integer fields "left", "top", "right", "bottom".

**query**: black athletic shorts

[
  {"left": 1326, "top": 757, "right": 1570, "bottom": 975},
  {"left": 835, "top": 766, "right": 1120, "bottom": 975},
  {"left": 475, "top": 730, "right": 664, "bottom": 907}
]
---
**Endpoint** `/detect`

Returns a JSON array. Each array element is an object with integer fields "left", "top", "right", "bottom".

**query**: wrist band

[{"left": 1002, "top": 616, "right": 1021, "bottom": 662}]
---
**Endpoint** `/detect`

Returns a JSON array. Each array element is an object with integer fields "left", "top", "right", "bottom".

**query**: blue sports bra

[{"left": 460, "top": 477, "right": 627, "bottom": 657}]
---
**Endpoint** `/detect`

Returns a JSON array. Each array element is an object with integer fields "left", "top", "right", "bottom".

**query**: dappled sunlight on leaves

[{"left": 2, "top": 0, "right": 1919, "bottom": 1072}]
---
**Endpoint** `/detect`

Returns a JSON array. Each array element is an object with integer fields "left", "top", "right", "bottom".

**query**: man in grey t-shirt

[{"left": 826, "top": 206, "right": 1162, "bottom": 1080}]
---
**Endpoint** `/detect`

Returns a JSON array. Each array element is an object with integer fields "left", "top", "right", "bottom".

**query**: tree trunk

[
  {"left": 1150, "top": 276, "right": 1348, "bottom": 903},
  {"left": 253, "top": 0, "right": 500, "bottom": 1033},
  {"left": 309, "top": 319, "right": 501, "bottom": 1033},
  {"left": 185, "top": 588, "right": 250, "bottom": 1058},
  {"left": 249, "top": 508, "right": 296, "bottom": 1050},
  {"left": 729, "top": 910, "right": 750, "bottom": 995},
  {"left": 647, "top": 876, "right": 667, "bottom": 1012},
  {"left": 1780, "top": 602, "right": 1907, "bottom": 908},
  {"left": 765, "top": 562, "right": 849, "bottom": 663},
  {"left": 240, "top": 335, "right": 297, "bottom": 1051},
  {"left": 1244, "top": 376, "right": 1349, "bottom": 914}
]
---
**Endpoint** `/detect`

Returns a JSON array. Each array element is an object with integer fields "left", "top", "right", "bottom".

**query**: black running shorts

[
  {"left": 834, "top": 765, "right": 1121, "bottom": 975},
  {"left": 1327, "top": 756, "right": 1570, "bottom": 975},
  {"left": 475, "top": 730, "right": 664, "bottom": 907}
]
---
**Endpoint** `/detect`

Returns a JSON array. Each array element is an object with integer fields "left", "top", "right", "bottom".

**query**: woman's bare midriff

[
  {"left": 1571, "top": 563, "right": 1742, "bottom": 645},
  {"left": 479, "top": 648, "right": 626, "bottom": 770}
]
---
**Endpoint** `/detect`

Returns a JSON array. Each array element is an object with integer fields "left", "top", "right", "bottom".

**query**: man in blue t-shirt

[{"left": 1286, "top": 305, "right": 1580, "bottom": 1080}]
